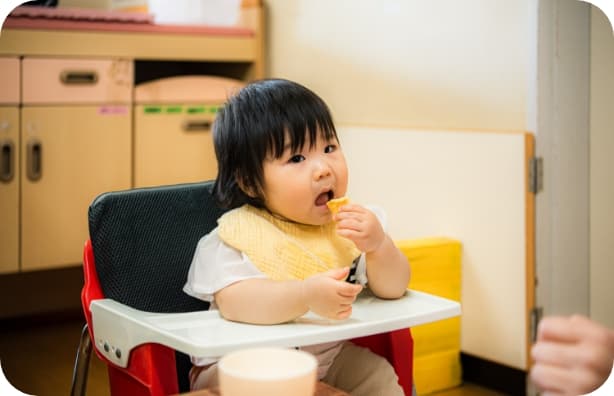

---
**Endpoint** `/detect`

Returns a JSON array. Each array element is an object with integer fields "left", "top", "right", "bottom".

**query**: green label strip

[{"left": 143, "top": 105, "right": 221, "bottom": 114}]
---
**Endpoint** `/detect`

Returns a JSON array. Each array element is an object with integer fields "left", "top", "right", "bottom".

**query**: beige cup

[{"left": 218, "top": 347, "right": 317, "bottom": 396}]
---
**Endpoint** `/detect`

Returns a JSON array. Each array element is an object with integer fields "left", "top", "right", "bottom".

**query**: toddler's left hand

[{"left": 333, "top": 204, "right": 385, "bottom": 253}]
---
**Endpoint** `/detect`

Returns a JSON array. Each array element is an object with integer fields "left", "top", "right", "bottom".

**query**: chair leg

[{"left": 70, "top": 324, "right": 92, "bottom": 396}]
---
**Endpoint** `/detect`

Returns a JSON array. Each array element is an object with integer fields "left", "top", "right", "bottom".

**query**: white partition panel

[{"left": 338, "top": 126, "right": 532, "bottom": 370}]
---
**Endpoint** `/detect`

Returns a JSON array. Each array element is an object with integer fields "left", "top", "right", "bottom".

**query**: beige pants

[
  {"left": 189, "top": 342, "right": 405, "bottom": 396},
  {"left": 323, "top": 342, "right": 404, "bottom": 396}
]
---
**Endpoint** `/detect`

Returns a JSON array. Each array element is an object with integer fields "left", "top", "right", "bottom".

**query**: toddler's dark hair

[{"left": 212, "top": 79, "right": 338, "bottom": 209}]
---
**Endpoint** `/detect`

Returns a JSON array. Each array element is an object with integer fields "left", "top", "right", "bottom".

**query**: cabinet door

[
  {"left": 134, "top": 104, "right": 218, "bottom": 187},
  {"left": 0, "top": 107, "right": 19, "bottom": 274},
  {"left": 21, "top": 105, "right": 131, "bottom": 271}
]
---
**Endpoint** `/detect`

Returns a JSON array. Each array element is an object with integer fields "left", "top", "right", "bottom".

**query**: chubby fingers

[
  {"left": 323, "top": 266, "right": 350, "bottom": 281},
  {"left": 334, "top": 204, "right": 367, "bottom": 222},
  {"left": 337, "top": 281, "right": 363, "bottom": 298},
  {"left": 335, "top": 305, "right": 354, "bottom": 320},
  {"left": 327, "top": 282, "right": 361, "bottom": 320}
]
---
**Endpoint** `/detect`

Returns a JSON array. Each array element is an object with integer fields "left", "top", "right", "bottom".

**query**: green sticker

[
  {"left": 187, "top": 107, "right": 206, "bottom": 114},
  {"left": 166, "top": 106, "right": 182, "bottom": 114},
  {"left": 144, "top": 106, "right": 162, "bottom": 114}
]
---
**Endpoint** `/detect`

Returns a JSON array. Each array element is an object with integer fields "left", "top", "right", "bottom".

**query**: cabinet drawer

[
  {"left": 0, "top": 58, "right": 20, "bottom": 104},
  {"left": 22, "top": 58, "right": 133, "bottom": 104}
]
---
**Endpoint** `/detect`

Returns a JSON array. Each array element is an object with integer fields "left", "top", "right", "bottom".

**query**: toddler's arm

[
  {"left": 215, "top": 267, "right": 362, "bottom": 325},
  {"left": 334, "top": 204, "right": 410, "bottom": 299}
]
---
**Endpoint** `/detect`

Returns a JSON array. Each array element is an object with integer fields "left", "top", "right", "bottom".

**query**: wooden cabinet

[{"left": 0, "top": 3, "right": 265, "bottom": 273}]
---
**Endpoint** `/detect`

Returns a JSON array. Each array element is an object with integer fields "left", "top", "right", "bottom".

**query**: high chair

[{"left": 70, "top": 180, "right": 459, "bottom": 396}]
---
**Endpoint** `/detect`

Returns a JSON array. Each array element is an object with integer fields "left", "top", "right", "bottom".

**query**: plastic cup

[{"left": 218, "top": 347, "right": 317, "bottom": 396}]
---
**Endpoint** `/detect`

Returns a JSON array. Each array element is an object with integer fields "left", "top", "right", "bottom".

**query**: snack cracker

[{"left": 326, "top": 196, "right": 349, "bottom": 214}]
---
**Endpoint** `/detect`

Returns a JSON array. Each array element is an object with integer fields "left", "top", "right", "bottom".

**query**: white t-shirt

[{"left": 183, "top": 206, "right": 385, "bottom": 379}]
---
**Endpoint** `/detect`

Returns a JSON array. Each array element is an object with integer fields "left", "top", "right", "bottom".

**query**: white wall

[
  {"left": 339, "top": 126, "right": 530, "bottom": 369},
  {"left": 266, "top": 0, "right": 532, "bottom": 131},
  {"left": 590, "top": 6, "right": 614, "bottom": 329}
]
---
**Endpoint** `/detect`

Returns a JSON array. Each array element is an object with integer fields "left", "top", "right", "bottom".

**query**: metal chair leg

[{"left": 70, "top": 323, "right": 92, "bottom": 396}]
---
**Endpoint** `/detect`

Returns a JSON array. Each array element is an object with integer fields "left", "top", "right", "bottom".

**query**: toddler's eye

[
  {"left": 324, "top": 144, "right": 337, "bottom": 153},
  {"left": 289, "top": 154, "right": 305, "bottom": 163}
]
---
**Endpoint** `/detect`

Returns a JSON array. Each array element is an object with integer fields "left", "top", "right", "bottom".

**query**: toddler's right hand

[{"left": 302, "top": 267, "right": 363, "bottom": 320}]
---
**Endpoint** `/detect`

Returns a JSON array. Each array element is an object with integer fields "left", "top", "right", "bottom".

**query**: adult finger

[
  {"left": 530, "top": 364, "right": 567, "bottom": 394},
  {"left": 531, "top": 341, "right": 577, "bottom": 366},
  {"left": 538, "top": 316, "right": 580, "bottom": 343}
]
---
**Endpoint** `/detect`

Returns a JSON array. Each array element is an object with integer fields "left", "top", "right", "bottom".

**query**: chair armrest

[{"left": 90, "top": 289, "right": 461, "bottom": 368}]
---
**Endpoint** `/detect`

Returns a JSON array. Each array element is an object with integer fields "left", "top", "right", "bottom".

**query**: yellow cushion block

[
  {"left": 412, "top": 317, "right": 461, "bottom": 356},
  {"left": 396, "top": 238, "right": 462, "bottom": 395},
  {"left": 413, "top": 349, "right": 463, "bottom": 395}
]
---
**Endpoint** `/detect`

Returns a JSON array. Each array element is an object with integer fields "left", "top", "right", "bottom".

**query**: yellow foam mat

[
  {"left": 413, "top": 350, "right": 463, "bottom": 394},
  {"left": 412, "top": 317, "right": 461, "bottom": 356},
  {"left": 396, "top": 238, "right": 462, "bottom": 395}
]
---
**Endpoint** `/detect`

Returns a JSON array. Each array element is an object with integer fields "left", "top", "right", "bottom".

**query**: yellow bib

[{"left": 217, "top": 205, "right": 361, "bottom": 281}]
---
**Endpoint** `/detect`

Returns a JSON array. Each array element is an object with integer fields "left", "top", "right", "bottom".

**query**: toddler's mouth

[{"left": 315, "top": 190, "right": 333, "bottom": 206}]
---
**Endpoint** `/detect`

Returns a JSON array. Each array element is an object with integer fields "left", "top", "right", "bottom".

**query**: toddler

[{"left": 184, "top": 78, "right": 410, "bottom": 395}]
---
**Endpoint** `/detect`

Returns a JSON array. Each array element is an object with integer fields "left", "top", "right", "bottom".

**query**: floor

[{"left": 0, "top": 317, "right": 505, "bottom": 396}]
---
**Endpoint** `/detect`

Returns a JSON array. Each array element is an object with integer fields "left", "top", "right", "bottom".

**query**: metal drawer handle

[
  {"left": 26, "top": 139, "right": 42, "bottom": 182},
  {"left": 60, "top": 70, "right": 99, "bottom": 85},
  {"left": 182, "top": 120, "right": 212, "bottom": 132},
  {"left": 0, "top": 139, "right": 14, "bottom": 183}
]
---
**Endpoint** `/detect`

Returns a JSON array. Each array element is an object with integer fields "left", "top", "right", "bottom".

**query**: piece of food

[{"left": 326, "top": 196, "right": 349, "bottom": 214}]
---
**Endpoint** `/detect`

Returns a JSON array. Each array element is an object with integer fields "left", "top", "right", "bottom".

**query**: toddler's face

[{"left": 261, "top": 132, "right": 348, "bottom": 225}]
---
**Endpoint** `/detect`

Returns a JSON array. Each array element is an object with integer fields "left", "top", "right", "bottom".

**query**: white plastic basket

[{"left": 148, "top": 0, "right": 241, "bottom": 26}]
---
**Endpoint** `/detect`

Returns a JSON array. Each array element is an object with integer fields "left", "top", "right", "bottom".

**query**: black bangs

[{"left": 264, "top": 80, "right": 337, "bottom": 159}]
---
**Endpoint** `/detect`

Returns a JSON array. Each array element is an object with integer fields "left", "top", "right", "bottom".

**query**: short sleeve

[{"left": 183, "top": 228, "right": 266, "bottom": 303}]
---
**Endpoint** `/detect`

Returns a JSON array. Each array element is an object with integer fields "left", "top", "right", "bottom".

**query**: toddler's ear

[{"left": 235, "top": 175, "right": 258, "bottom": 198}]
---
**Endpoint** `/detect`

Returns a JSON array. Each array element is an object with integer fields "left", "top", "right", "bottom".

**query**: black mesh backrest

[{"left": 88, "top": 180, "right": 227, "bottom": 391}]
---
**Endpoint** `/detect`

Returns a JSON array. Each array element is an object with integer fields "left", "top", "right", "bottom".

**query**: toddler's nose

[{"left": 313, "top": 160, "right": 332, "bottom": 180}]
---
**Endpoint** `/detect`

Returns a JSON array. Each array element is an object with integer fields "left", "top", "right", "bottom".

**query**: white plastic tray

[{"left": 90, "top": 289, "right": 461, "bottom": 367}]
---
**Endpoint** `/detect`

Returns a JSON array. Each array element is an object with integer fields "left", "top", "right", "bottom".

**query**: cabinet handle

[
  {"left": 60, "top": 70, "right": 99, "bottom": 85},
  {"left": 26, "top": 139, "right": 42, "bottom": 182},
  {"left": 182, "top": 120, "right": 212, "bottom": 132},
  {"left": 0, "top": 139, "right": 14, "bottom": 183}
]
